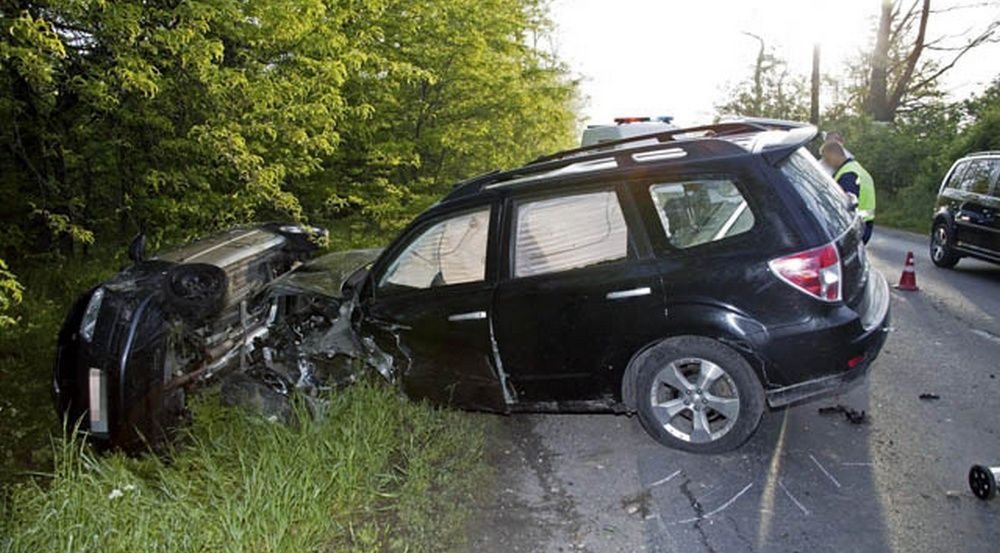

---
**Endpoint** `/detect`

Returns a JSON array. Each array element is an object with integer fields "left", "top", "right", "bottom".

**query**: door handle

[
  {"left": 448, "top": 311, "right": 487, "bottom": 322},
  {"left": 606, "top": 287, "right": 652, "bottom": 300}
]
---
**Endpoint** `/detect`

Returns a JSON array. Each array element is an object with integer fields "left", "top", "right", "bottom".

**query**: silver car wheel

[
  {"left": 648, "top": 357, "right": 740, "bottom": 443},
  {"left": 932, "top": 226, "right": 948, "bottom": 262}
]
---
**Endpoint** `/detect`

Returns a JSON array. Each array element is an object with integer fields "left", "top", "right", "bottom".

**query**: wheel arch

[{"left": 619, "top": 304, "right": 770, "bottom": 411}]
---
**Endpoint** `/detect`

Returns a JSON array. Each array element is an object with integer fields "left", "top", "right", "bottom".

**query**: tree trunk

[{"left": 867, "top": 0, "right": 893, "bottom": 121}]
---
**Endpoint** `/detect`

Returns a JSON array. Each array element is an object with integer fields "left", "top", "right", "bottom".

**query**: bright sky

[{"left": 549, "top": 0, "right": 1000, "bottom": 127}]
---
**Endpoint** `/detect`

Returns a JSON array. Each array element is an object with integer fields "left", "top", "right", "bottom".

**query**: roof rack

[
  {"left": 968, "top": 151, "right": 1000, "bottom": 157},
  {"left": 444, "top": 120, "right": 813, "bottom": 200},
  {"left": 530, "top": 121, "right": 770, "bottom": 166}
]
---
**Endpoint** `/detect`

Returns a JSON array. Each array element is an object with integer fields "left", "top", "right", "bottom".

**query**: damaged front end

[
  {"left": 219, "top": 249, "right": 397, "bottom": 418},
  {"left": 54, "top": 241, "right": 395, "bottom": 451}
]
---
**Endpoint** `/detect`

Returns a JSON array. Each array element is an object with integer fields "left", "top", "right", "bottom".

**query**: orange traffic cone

[{"left": 894, "top": 251, "right": 919, "bottom": 291}]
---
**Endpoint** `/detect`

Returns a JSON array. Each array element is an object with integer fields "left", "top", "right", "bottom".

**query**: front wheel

[
  {"left": 930, "top": 221, "right": 960, "bottom": 268},
  {"left": 635, "top": 336, "right": 765, "bottom": 454}
]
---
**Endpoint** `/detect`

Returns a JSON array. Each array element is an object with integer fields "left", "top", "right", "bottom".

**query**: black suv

[
  {"left": 56, "top": 121, "right": 891, "bottom": 454},
  {"left": 930, "top": 152, "right": 1000, "bottom": 268}
]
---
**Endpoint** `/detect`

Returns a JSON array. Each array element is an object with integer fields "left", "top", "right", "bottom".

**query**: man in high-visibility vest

[{"left": 821, "top": 141, "right": 876, "bottom": 244}]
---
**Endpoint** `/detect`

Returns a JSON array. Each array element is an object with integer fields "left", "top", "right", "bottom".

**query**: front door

[
  {"left": 360, "top": 205, "right": 508, "bottom": 411},
  {"left": 953, "top": 158, "right": 997, "bottom": 253},
  {"left": 492, "top": 187, "right": 665, "bottom": 403}
]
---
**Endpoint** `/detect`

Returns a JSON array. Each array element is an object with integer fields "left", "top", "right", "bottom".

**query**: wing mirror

[{"left": 128, "top": 234, "right": 147, "bottom": 263}]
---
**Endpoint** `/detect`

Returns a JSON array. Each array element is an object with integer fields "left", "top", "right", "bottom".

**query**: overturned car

[{"left": 55, "top": 121, "right": 891, "bottom": 454}]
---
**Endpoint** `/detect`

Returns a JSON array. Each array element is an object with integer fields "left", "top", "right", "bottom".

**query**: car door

[
  {"left": 982, "top": 159, "right": 1000, "bottom": 257},
  {"left": 359, "top": 204, "right": 509, "bottom": 412},
  {"left": 492, "top": 185, "right": 665, "bottom": 403},
  {"left": 953, "top": 159, "right": 996, "bottom": 253}
]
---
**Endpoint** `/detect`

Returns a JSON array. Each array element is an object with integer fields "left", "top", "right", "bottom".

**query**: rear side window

[
  {"left": 944, "top": 161, "right": 968, "bottom": 190},
  {"left": 648, "top": 179, "right": 755, "bottom": 249},
  {"left": 780, "top": 148, "right": 854, "bottom": 236},
  {"left": 379, "top": 208, "right": 490, "bottom": 291},
  {"left": 514, "top": 190, "right": 628, "bottom": 278}
]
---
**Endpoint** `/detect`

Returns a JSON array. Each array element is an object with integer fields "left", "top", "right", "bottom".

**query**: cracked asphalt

[{"left": 468, "top": 227, "right": 1000, "bottom": 553}]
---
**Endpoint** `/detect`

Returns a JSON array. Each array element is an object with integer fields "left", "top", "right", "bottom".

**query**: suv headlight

[{"left": 80, "top": 287, "right": 105, "bottom": 343}]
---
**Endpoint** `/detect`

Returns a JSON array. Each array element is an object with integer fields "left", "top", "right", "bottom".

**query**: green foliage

[
  {"left": 0, "top": 258, "right": 23, "bottom": 327},
  {"left": 1, "top": 0, "right": 578, "bottom": 255},
  {"left": 1, "top": 382, "right": 490, "bottom": 552}
]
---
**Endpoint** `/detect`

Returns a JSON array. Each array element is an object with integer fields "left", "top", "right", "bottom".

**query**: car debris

[
  {"left": 818, "top": 404, "right": 867, "bottom": 425},
  {"left": 918, "top": 393, "right": 941, "bottom": 401},
  {"left": 969, "top": 464, "right": 999, "bottom": 500}
]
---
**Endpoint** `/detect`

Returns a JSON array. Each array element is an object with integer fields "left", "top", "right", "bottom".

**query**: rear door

[
  {"left": 361, "top": 205, "right": 508, "bottom": 411},
  {"left": 492, "top": 185, "right": 665, "bottom": 403}
]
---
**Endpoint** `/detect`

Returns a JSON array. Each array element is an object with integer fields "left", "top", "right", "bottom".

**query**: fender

[{"left": 619, "top": 301, "right": 771, "bottom": 411}]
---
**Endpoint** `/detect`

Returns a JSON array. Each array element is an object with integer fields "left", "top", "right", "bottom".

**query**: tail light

[{"left": 768, "top": 242, "right": 842, "bottom": 302}]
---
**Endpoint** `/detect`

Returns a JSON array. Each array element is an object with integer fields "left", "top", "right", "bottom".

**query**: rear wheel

[
  {"left": 635, "top": 336, "right": 764, "bottom": 454},
  {"left": 930, "top": 221, "right": 960, "bottom": 268}
]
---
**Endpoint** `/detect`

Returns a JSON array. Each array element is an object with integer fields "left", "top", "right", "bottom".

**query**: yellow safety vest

[{"left": 834, "top": 160, "right": 876, "bottom": 222}]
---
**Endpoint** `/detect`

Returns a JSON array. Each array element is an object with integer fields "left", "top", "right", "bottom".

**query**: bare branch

[{"left": 906, "top": 22, "right": 1000, "bottom": 93}]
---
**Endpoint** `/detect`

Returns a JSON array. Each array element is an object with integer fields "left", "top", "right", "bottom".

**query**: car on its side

[
  {"left": 53, "top": 223, "right": 326, "bottom": 449},
  {"left": 930, "top": 152, "right": 1000, "bottom": 268},
  {"left": 55, "top": 121, "right": 891, "bottom": 454}
]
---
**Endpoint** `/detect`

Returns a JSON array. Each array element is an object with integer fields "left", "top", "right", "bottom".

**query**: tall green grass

[{"left": 1, "top": 383, "right": 488, "bottom": 552}]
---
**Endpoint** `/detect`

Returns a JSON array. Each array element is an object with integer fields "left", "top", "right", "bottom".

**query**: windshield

[{"left": 779, "top": 148, "right": 855, "bottom": 237}]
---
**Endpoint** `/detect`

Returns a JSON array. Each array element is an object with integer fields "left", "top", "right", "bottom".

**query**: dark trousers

[{"left": 862, "top": 221, "right": 874, "bottom": 244}]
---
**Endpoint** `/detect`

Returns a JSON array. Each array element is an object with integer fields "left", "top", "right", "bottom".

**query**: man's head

[
  {"left": 820, "top": 140, "right": 849, "bottom": 168},
  {"left": 824, "top": 131, "right": 845, "bottom": 144}
]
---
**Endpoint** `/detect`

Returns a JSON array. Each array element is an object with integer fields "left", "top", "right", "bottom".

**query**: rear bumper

[{"left": 764, "top": 270, "right": 891, "bottom": 408}]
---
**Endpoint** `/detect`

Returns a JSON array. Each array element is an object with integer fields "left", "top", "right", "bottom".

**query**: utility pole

[{"left": 810, "top": 43, "right": 820, "bottom": 125}]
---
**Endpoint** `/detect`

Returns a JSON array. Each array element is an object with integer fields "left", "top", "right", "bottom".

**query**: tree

[
  {"left": 865, "top": 0, "right": 1000, "bottom": 121},
  {"left": 716, "top": 33, "right": 810, "bottom": 121},
  {"left": 0, "top": 0, "right": 579, "bottom": 257}
]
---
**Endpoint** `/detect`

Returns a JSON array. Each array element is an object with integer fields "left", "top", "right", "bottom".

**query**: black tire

[
  {"left": 634, "top": 336, "right": 765, "bottom": 454},
  {"left": 930, "top": 221, "right": 960, "bottom": 268},
  {"left": 163, "top": 263, "right": 228, "bottom": 322}
]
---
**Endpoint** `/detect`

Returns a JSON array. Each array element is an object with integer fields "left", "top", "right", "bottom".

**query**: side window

[
  {"left": 379, "top": 208, "right": 490, "bottom": 291},
  {"left": 991, "top": 160, "right": 1000, "bottom": 198},
  {"left": 963, "top": 160, "right": 993, "bottom": 195},
  {"left": 944, "top": 161, "right": 968, "bottom": 190},
  {"left": 514, "top": 190, "right": 629, "bottom": 278},
  {"left": 649, "top": 179, "right": 755, "bottom": 249}
]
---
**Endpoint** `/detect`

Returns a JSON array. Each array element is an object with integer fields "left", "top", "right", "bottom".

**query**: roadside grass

[{"left": 1, "top": 382, "right": 489, "bottom": 552}]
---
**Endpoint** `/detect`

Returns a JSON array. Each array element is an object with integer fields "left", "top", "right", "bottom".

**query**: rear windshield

[{"left": 779, "top": 148, "right": 854, "bottom": 236}]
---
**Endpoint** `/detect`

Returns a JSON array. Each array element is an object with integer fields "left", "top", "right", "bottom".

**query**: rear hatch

[{"left": 778, "top": 149, "right": 869, "bottom": 308}]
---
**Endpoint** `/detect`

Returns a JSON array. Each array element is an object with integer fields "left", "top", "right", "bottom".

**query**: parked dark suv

[
  {"left": 55, "top": 121, "right": 890, "bottom": 454},
  {"left": 930, "top": 152, "right": 1000, "bottom": 268}
]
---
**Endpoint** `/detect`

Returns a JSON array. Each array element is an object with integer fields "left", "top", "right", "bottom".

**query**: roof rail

[
  {"left": 968, "top": 151, "right": 1000, "bottom": 157},
  {"left": 484, "top": 138, "right": 749, "bottom": 192},
  {"left": 530, "top": 121, "right": 772, "bottom": 166},
  {"left": 442, "top": 120, "right": 813, "bottom": 201}
]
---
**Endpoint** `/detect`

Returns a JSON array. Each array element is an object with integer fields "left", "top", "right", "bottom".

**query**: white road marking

[
  {"left": 810, "top": 454, "right": 842, "bottom": 488},
  {"left": 778, "top": 479, "right": 810, "bottom": 516},
  {"left": 675, "top": 483, "right": 754, "bottom": 524},
  {"left": 648, "top": 470, "right": 682, "bottom": 489},
  {"left": 972, "top": 329, "right": 1000, "bottom": 346}
]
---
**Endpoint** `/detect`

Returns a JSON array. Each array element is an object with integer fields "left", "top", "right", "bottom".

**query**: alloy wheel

[{"left": 648, "top": 357, "right": 740, "bottom": 443}]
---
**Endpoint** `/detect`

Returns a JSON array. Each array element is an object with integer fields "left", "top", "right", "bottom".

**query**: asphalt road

[{"left": 468, "top": 226, "right": 1000, "bottom": 553}]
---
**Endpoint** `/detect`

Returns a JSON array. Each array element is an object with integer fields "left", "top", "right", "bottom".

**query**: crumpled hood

[{"left": 266, "top": 248, "right": 383, "bottom": 298}]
